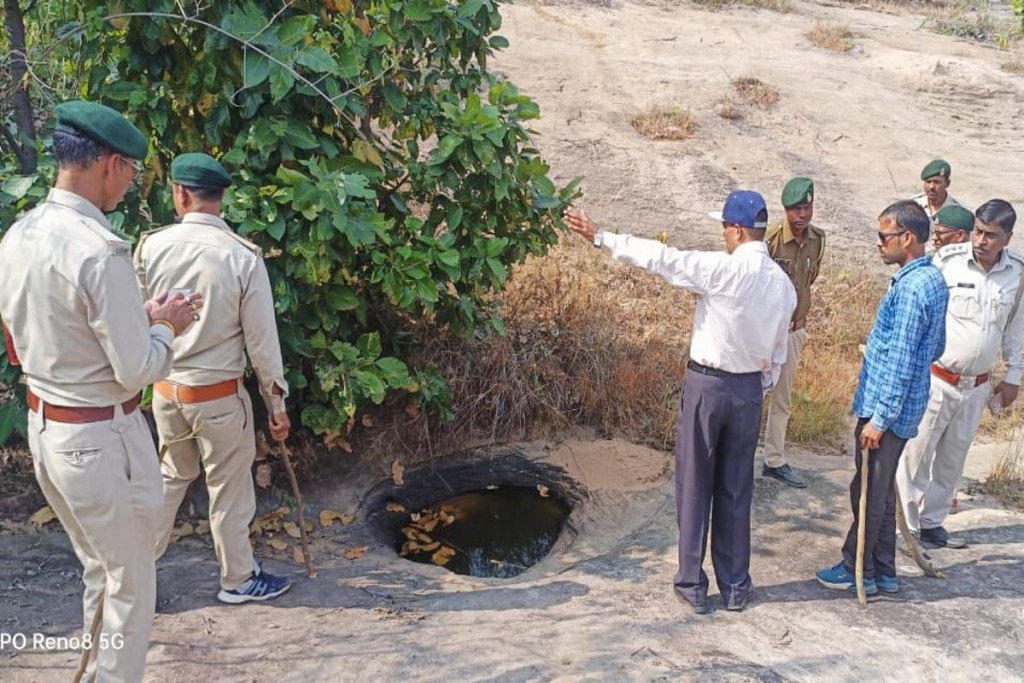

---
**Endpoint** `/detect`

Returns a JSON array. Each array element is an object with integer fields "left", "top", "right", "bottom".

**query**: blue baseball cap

[{"left": 708, "top": 190, "right": 769, "bottom": 229}]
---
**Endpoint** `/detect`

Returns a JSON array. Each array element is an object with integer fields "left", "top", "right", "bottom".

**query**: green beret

[
  {"left": 921, "top": 158, "right": 951, "bottom": 181},
  {"left": 781, "top": 176, "right": 814, "bottom": 208},
  {"left": 171, "top": 153, "right": 232, "bottom": 189},
  {"left": 55, "top": 100, "right": 148, "bottom": 160},
  {"left": 935, "top": 205, "right": 974, "bottom": 233}
]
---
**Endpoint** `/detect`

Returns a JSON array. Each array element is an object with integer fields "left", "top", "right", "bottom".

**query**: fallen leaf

[
  {"left": 410, "top": 512, "right": 421, "bottom": 522},
  {"left": 255, "top": 463, "right": 272, "bottom": 489},
  {"left": 303, "top": 518, "right": 314, "bottom": 533},
  {"left": 28, "top": 506, "right": 56, "bottom": 529},
  {"left": 404, "top": 401, "right": 420, "bottom": 418},
  {"left": 391, "top": 460, "right": 405, "bottom": 486},
  {"left": 283, "top": 521, "right": 302, "bottom": 539},
  {"left": 386, "top": 502, "right": 406, "bottom": 513},
  {"left": 196, "top": 519, "right": 211, "bottom": 535},
  {"left": 268, "top": 538, "right": 288, "bottom": 551},
  {"left": 415, "top": 517, "right": 439, "bottom": 533},
  {"left": 319, "top": 509, "right": 356, "bottom": 527},
  {"left": 344, "top": 545, "right": 368, "bottom": 561},
  {"left": 293, "top": 546, "right": 307, "bottom": 565},
  {"left": 537, "top": 484, "right": 550, "bottom": 498},
  {"left": 170, "top": 522, "right": 194, "bottom": 542},
  {"left": 431, "top": 545, "right": 456, "bottom": 566},
  {"left": 361, "top": 414, "right": 374, "bottom": 428}
]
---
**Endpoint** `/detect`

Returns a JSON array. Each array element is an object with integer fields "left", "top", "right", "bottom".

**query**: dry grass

[
  {"left": 731, "top": 77, "right": 779, "bottom": 109},
  {"left": 691, "top": 0, "right": 791, "bottom": 12},
  {"left": 987, "top": 437, "right": 1024, "bottom": 509},
  {"left": 629, "top": 104, "right": 697, "bottom": 141},
  {"left": 1003, "top": 48, "right": 1024, "bottom": 73},
  {"left": 925, "top": 0, "right": 1021, "bottom": 45},
  {"left": 345, "top": 238, "right": 887, "bottom": 468},
  {"left": 807, "top": 21, "right": 855, "bottom": 52},
  {"left": 716, "top": 96, "right": 743, "bottom": 120}
]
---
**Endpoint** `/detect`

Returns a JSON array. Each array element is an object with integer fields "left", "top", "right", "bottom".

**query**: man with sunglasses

[
  {"left": 565, "top": 191, "right": 796, "bottom": 614},
  {"left": 0, "top": 100, "right": 198, "bottom": 681},
  {"left": 897, "top": 200, "right": 1023, "bottom": 552},
  {"left": 816, "top": 200, "right": 947, "bottom": 597}
]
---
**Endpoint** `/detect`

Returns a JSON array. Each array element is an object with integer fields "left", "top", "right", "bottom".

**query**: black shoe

[
  {"left": 674, "top": 589, "right": 713, "bottom": 615},
  {"left": 761, "top": 463, "right": 807, "bottom": 488},
  {"left": 920, "top": 526, "right": 967, "bottom": 549},
  {"left": 723, "top": 590, "right": 754, "bottom": 612}
]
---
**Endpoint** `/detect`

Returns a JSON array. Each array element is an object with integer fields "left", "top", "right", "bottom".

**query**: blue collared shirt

[{"left": 853, "top": 256, "right": 949, "bottom": 439}]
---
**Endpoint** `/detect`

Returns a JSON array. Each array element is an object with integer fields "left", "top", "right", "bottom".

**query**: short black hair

[
  {"left": 180, "top": 184, "right": 225, "bottom": 202},
  {"left": 975, "top": 199, "right": 1016, "bottom": 235},
  {"left": 52, "top": 129, "right": 109, "bottom": 169},
  {"left": 879, "top": 200, "right": 930, "bottom": 244}
]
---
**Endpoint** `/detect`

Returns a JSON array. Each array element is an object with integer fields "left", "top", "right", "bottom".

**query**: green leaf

[
  {"left": 270, "top": 67, "right": 296, "bottom": 102},
  {"left": 278, "top": 15, "right": 316, "bottom": 45},
  {"left": 0, "top": 397, "right": 27, "bottom": 444},
  {"left": 403, "top": 2, "right": 433, "bottom": 21},
  {"left": 274, "top": 165, "right": 310, "bottom": 187},
  {"left": 486, "top": 257, "right": 506, "bottom": 283},
  {"left": 267, "top": 216, "right": 286, "bottom": 241},
  {"left": 325, "top": 287, "right": 359, "bottom": 311},
  {"left": 436, "top": 250, "right": 460, "bottom": 268},
  {"left": 296, "top": 47, "right": 338, "bottom": 74},
  {"left": 484, "top": 237, "right": 508, "bottom": 257},
  {"left": 1, "top": 176, "right": 35, "bottom": 202},
  {"left": 356, "top": 332, "right": 382, "bottom": 359},
  {"left": 353, "top": 370, "right": 386, "bottom": 404},
  {"left": 375, "top": 357, "right": 411, "bottom": 388},
  {"left": 382, "top": 82, "right": 408, "bottom": 111},
  {"left": 433, "top": 135, "right": 463, "bottom": 162},
  {"left": 458, "top": 0, "right": 484, "bottom": 18},
  {"left": 283, "top": 123, "right": 319, "bottom": 149},
  {"left": 243, "top": 52, "right": 272, "bottom": 87},
  {"left": 488, "top": 35, "right": 510, "bottom": 49}
]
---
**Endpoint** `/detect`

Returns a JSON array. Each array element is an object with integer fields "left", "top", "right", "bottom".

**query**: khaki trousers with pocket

[
  {"left": 153, "top": 382, "right": 257, "bottom": 591},
  {"left": 763, "top": 328, "right": 808, "bottom": 468},
  {"left": 29, "top": 403, "right": 161, "bottom": 683}
]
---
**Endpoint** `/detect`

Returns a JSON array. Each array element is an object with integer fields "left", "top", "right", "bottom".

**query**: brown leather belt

[
  {"left": 154, "top": 378, "right": 239, "bottom": 404},
  {"left": 931, "top": 363, "right": 989, "bottom": 389},
  {"left": 27, "top": 388, "right": 141, "bottom": 423}
]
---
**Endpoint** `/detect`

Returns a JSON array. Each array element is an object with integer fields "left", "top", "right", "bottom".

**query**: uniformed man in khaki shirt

[
  {"left": 911, "top": 158, "right": 966, "bottom": 221},
  {"left": 0, "top": 101, "right": 197, "bottom": 683},
  {"left": 762, "top": 177, "right": 826, "bottom": 489},
  {"left": 135, "top": 153, "right": 293, "bottom": 604},
  {"left": 897, "top": 200, "right": 1023, "bottom": 550}
]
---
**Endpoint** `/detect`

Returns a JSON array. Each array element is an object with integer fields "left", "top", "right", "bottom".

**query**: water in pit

[{"left": 395, "top": 486, "right": 570, "bottom": 578}]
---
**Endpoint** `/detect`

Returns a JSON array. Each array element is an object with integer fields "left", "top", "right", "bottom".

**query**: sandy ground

[
  {"left": 4, "top": 1, "right": 1024, "bottom": 680},
  {"left": 1, "top": 437, "right": 1022, "bottom": 682}
]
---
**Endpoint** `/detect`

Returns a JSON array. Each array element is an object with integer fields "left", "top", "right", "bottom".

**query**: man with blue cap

[
  {"left": 564, "top": 191, "right": 796, "bottom": 614},
  {"left": 135, "top": 152, "right": 292, "bottom": 604},
  {"left": 0, "top": 100, "right": 198, "bottom": 681}
]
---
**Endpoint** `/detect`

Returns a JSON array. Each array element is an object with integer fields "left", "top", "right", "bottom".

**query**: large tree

[{"left": 0, "top": 0, "right": 576, "bottom": 443}]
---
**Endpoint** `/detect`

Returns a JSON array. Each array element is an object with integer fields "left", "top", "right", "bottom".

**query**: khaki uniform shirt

[
  {"left": 933, "top": 243, "right": 1024, "bottom": 385},
  {"left": 135, "top": 212, "right": 288, "bottom": 414},
  {"left": 765, "top": 219, "right": 826, "bottom": 325},
  {"left": 912, "top": 192, "right": 966, "bottom": 221},
  {"left": 0, "top": 188, "right": 175, "bottom": 406}
]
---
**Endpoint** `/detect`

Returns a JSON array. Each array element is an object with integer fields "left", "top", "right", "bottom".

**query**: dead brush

[
  {"left": 807, "top": 21, "right": 855, "bottom": 52},
  {"left": 716, "top": 96, "right": 743, "bottom": 120},
  {"left": 629, "top": 104, "right": 697, "bottom": 141},
  {"left": 987, "top": 432, "right": 1024, "bottom": 509},
  {"left": 731, "top": 77, "right": 779, "bottom": 109},
  {"left": 1003, "top": 48, "right": 1024, "bottom": 74}
]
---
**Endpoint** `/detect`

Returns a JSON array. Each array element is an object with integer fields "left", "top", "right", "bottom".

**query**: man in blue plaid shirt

[{"left": 817, "top": 200, "right": 948, "bottom": 596}]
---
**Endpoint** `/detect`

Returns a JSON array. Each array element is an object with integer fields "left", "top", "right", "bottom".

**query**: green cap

[
  {"left": 921, "top": 158, "right": 951, "bottom": 181},
  {"left": 55, "top": 100, "right": 148, "bottom": 160},
  {"left": 781, "top": 176, "right": 814, "bottom": 208},
  {"left": 170, "top": 153, "right": 232, "bottom": 189},
  {"left": 935, "top": 205, "right": 974, "bottom": 233}
]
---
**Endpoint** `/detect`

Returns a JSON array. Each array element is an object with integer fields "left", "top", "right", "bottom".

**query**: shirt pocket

[
  {"left": 947, "top": 290, "right": 981, "bottom": 321},
  {"left": 994, "top": 285, "right": 1019, "bottom": 329}
]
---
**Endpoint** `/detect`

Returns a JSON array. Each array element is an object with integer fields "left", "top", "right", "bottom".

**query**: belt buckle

[{"left": 957, "top": 375, "right": 975, "bottom": 390}]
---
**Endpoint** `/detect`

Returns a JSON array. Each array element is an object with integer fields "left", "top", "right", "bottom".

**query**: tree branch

[{"left": 3, "top": 0, "right": 38, "bottom": 173}]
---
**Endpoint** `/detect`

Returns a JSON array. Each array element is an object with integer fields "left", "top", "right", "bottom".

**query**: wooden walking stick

[
  {"left": 72, "top": 593, "right": 104, "bottom": 683},
  {"left": 855, "top": 448, "right": 870, "bottom": 606},
  {"left": 276, "top": 441, "right": 316, "bottom": 578},
  {"left": 894, "top": 487, "right": 945, "bottom": 579}
]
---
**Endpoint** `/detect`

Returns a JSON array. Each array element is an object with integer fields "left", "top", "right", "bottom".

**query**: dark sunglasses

[{"left": 877, "top": 230, "right": 906, "bottom": 243}]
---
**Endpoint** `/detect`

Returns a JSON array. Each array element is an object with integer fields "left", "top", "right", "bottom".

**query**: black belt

[{"left": 687, "top": 360, "right": 759, "bottom": 378}]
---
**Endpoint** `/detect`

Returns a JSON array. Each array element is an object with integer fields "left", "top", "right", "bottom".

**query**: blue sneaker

[
  {"left": 816, "top": 561, "right": 878, "bottom": 595},
  {"left": 217, "top": 567, "right": 292, "bottom": 604},
  {"left": 875, "top": 574, "right": 899, "bottom": 593}
]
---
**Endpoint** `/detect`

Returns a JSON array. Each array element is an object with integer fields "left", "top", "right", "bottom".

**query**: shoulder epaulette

[
  {"left": 936, "top": 242, "right": 970, "bottom": 260},
  {"left": 1004, "top": 248, "right": 1024, "bottom": 265},
  {"left": 224, "top": 229, "right": 263, "bottom": 258},
  {"left": 133, "top": 225, "right": 173, "bottom": 287},
  {"left": 107, "top": 240, "right": 131, "bottom": 258}
]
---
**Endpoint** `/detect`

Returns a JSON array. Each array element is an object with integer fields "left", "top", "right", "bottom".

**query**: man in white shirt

[
  {"left": 564, "top": 190, "right": 796, "bottom": 614},
  {"left": 896, "top": 199, "right": 1023, "bottom": 551}
]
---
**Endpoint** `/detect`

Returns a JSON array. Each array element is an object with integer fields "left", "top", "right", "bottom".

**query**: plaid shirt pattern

[{"left": 853, "top": 256, "right": 949, "bottom": 439}]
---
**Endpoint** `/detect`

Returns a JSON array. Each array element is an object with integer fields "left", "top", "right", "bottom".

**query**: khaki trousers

[
  {"left": 153, "top": 383, "right": 257, "bottom": 590},
  {"left": 896, "top": 374, "right": 989, "bottom": 532},
  {"left": 763, "top": 328, "right": 807, "bottom": 468},
  {"left": 29, "top": 403, "right": 161, "bottom": 683}
]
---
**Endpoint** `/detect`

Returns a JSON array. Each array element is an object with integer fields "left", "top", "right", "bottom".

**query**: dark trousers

[
  {"left": 841, "top": 418, "right": 909, "bottom": 579},
  {"left": 673, "top": 368, "right": 762, "bottom": 607}
]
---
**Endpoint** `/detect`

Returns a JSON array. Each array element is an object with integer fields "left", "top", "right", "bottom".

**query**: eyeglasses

[
  {"left": 117, "top": 156, "right": 143, "bottom": 178},
  {"left": 877, "top": 230, "right": 906, "bottom": 243}
]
